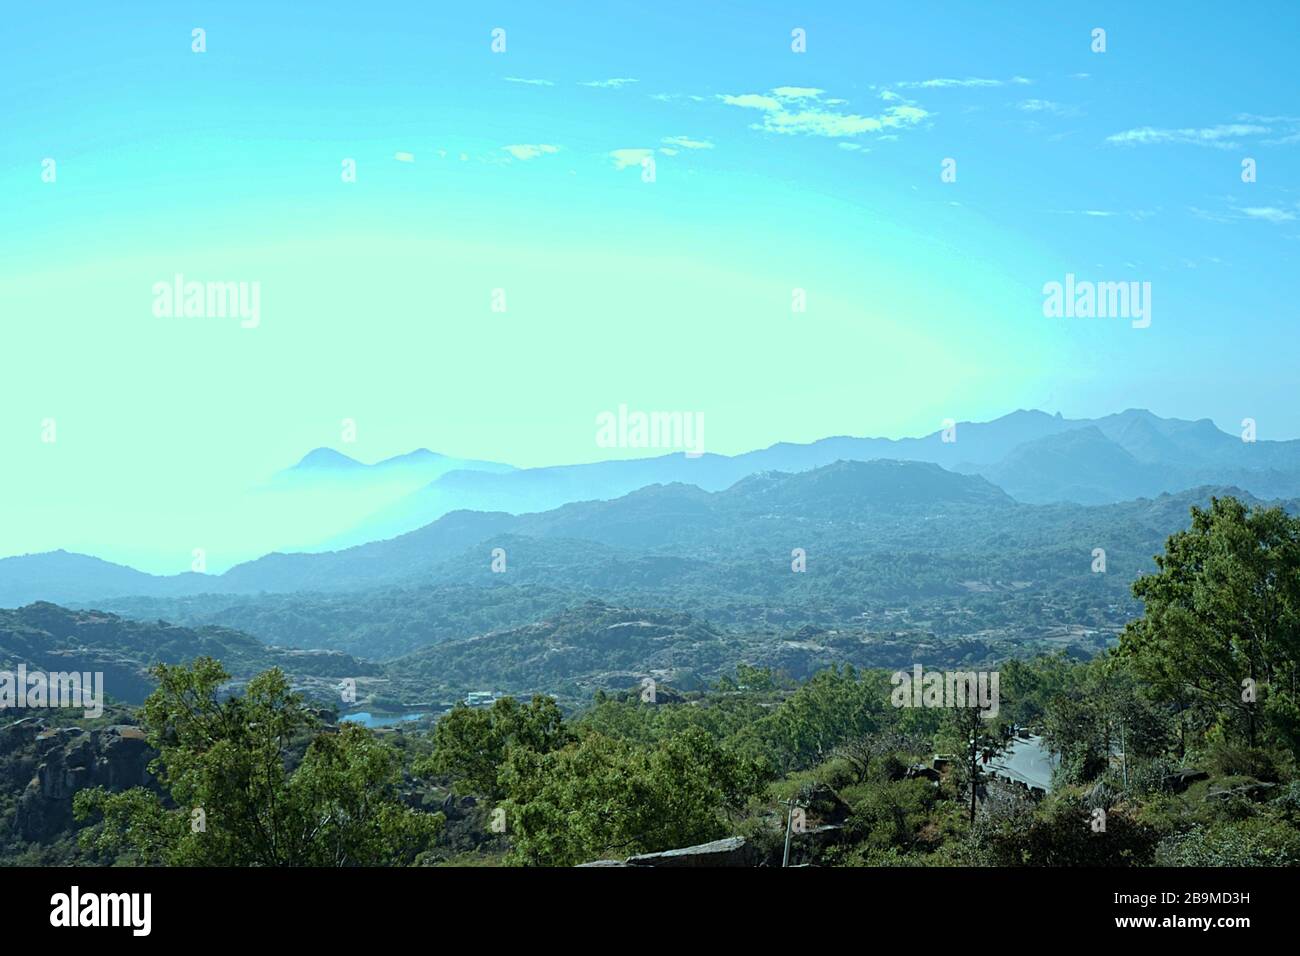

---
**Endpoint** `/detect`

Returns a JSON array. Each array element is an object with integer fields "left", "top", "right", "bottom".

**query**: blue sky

[{"left": 1, "top": 1, "right": 1299, "bottom": 567}]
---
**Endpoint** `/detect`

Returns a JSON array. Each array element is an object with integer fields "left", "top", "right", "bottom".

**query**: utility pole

[
  {"left": 969, "top": 730, "right": 978, "bottom": 825},
  {"left": 1120, "top": 718, "right": 1128, "bottom": 787},
  {"left": 782, "top": 796, "right": 799, "bottom": 867}
]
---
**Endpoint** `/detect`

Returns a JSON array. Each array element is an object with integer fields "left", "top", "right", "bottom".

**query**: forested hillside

[
  {"left": 4, "top": 495, "right": 1300, "bottom": 869},
  {"left": 65, "top": 469, "right": 1292, "bottom": 665}
]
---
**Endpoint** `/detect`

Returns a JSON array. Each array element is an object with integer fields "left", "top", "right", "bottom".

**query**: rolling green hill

[{"left": 0, "top": 603, "right": 376, "bottom": 705}]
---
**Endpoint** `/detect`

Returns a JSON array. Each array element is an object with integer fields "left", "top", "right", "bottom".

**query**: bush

[
  {"left": 974, "top": 789, "right": 1158, "bottom": 866},
  {"left": 1156, "top": 818, "right": 1300, "bottom": 866},
  {"left": 844, "top": 778, "right": 937, "bottom": 850},
  {"left": 1204, "top": 739, "right": 1282, "bottom": 782}
]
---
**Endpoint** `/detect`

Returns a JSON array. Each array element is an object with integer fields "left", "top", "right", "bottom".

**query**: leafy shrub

[{"left": 1156, "top": 818, "right": 1300, "bottom": 866}]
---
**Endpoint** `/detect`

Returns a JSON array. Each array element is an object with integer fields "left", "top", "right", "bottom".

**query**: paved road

[{"left": 988, "top": 734, "right": 1058, "bottom": 791}]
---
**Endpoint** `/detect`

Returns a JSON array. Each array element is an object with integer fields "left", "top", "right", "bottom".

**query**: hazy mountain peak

[
  {"left": 992, "top": 408, "right": 1061, "bottom": 424},
  {"left": 292, "top": 447, "right": 365, "bottom": 471},
  {"left": 375, "top": 448, "right": 447, "bottom": 467},
  {"left": 725, "top": 458, "right": 1013, "bottom": 509}
]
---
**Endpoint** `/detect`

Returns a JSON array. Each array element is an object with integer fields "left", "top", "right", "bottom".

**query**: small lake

[{"left": 340, "top": 712, "right": 427, "bottom": 728}]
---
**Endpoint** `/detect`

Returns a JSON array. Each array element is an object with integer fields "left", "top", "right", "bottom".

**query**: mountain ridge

[
  {"left": 7, "top": 407, "right": 1300, "bottom": 607},
  {"left": 323, "top": 408, "right": 1298, "bottom": 546},
  {"left": 0, "top": 460, "right": 1020, "bottom": 604}
]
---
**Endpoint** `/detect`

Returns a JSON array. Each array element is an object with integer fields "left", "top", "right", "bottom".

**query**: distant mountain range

[
  {"left": 74, "top": 470, "right": 1281, "bottom": 677},
  {"left": 0, "top": 468, "right": 1286, "bottom": 710},
  {"left": 0, "top": 460, "right": 1010, "bottom": 604},
  {"left": 318, "top": 408, "right": 1300, "bottom": 546},
  {"left": 2, "top": 452, "right": 1287, "bottom": 632},
  {"left": 278, "top": 446, "right": 515, "bottom": 482},
  {"left": 3, "top": 408, "right": 1298, "bottom": 613},
  {"left": 2, "top": 408, "right": 1294, "bottom": 704}
]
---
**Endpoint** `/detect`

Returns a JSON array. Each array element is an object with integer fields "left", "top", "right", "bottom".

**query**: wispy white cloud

[
  {"left": 1189, "top": 206, "right": 1235, "bottom": 224},
  {"left": 394, "top": 151, "right": 415, "bottom": 163},
  {"left": 1191, "top": 203, "right": 1299, "bottom": 224},
  {"left": 1238, "top": 206, "right": 1297, "bottom": 223},
  {"left": 661, "top": 135, "right": 713, "bottom": 150},
  {"left": 580, "top": 78, "right": 638, "bottom": 88},
  {"left": 1106, "top": 123, "right": 1269, "bottom": 149},
  {"left": 610, "top": 148, "right": 654, "bottom": 170},
  {"left": 1237, "top": 113, "right": 1300, "bottom": 123},
  {"left": 1232, "top": 113, "right": 1300, "bottom": 145},
  {"left": 719, "top": 87, "right": 929, "bottom": 139},
  {"left": 721, "top": 93, "right": 784, "bottom": 111},
  {"left": 649, "top": 92, "right": 706, "bottom": 103},
  {"left": 1016, "top": 98, "right": 1082, "bottom": 119},
  {"left": 770, "top": 86, "right": 824, "bottom": 99},
  {"left": 895, "top": 76, "right": 1031, "bottom": 89},
  {"left": 504, "top": 77, "right": 553, "bottom": 86},
  {"left": 1049, "top": 208, "right": 1155, "bottom": 221},
  {"left": 502, "top": 144, "right": 559, "bottom": 160}
]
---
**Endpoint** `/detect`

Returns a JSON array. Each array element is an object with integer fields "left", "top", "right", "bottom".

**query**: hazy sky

[{"left": 2, "top": 1, "right": 1298, "bottom": 568}]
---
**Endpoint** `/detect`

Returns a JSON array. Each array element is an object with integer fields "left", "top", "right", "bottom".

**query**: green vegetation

[
  {"left": 3, "top": 494, "right": 1299, "bottom": 867},
  {"left": 0, "top": 603, "right": 376, "bottom": 705},
  {"left": 89, "top": 476, "right": 1281, "bottom": 671},
  {"left": 73, "top": 659, "right": 441, "bottom": 866},
  {"left": 404, "top": 496, "right": 1300, "bottom": 866}
]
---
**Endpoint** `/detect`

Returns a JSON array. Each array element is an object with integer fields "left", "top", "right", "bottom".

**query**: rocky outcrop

[
  {"left": 1207, "top": 781, "right": 1276, "bottom": 802},
  {"left": 579, "top": 836, "right": 758, "bottom": 867},
  {"left": 1163, "top": 768, "right": 1209, "bottom": 792},
  {"left": 4, "top": 720, "right": 157, "bottom": 842}
]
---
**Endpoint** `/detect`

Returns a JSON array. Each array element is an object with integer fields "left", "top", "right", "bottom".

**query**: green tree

[
  {"left": 1120, "top": 497, "right": 1300, "bottom": 749},
  {"left": 1042, "top": 656, "right": 1170, "bottom": 787},
  {"left": 832, "top": 727, "right": 926, "bottom": 784},
  {"left": 756, "top": 664, "right": 884, "bottom": 771},
  {"left": 75, "top": 658, "right": 441, "bottom": 866},
  {"left": 940, "top": 700, "right": 1013, "bottom": 825},
  {"left": 501, "top": 727, "right": 762, "bottom": 866},
  {"left": 999, "top": 653, "right": 1075, "bottom": 728},
  {"left": 735, "top": 663, "right": 775, "bottom": 692},
  {"left": 418, "top": 695, "right": 571, "bottom": 799}
]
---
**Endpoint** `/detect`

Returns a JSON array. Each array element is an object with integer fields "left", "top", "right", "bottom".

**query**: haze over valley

[{"left": 3, "top": 407, "right": 1294, "bottom": 710}]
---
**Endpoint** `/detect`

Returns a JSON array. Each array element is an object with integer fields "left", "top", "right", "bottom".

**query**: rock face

[
  {"left": 579, "top": 836, "right": 758, "bottom": 867},
  {"left": 3, "top": 720, "right": 156, "bottom": 842},
  {"left": 1164, "top": 768, "right": 1210, "bottom": 793}
]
